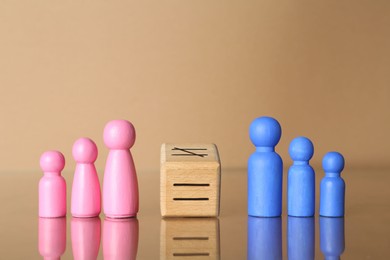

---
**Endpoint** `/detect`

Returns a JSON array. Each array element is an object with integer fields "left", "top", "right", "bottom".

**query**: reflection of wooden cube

[
  {"left": 160, "top": 144, "right": 221, "bottom": 217},
  {"left": 160, "top": 218, "right": 220, "bottom": 260}
]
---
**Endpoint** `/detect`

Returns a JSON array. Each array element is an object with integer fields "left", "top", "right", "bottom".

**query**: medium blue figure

[
  {"left": 288, "top": 216, "right": 315, "bottom": 260},
  {"left": 288, "top": 136, "right": 315, "bottom": 217},
  {"left": 320, "top": 217, "right": 345, "bottom": 260},
  {"left": 319, "top": 152, "right": 345, "bottom": 217},
  {"left": 248, "top": 216, "right": 282, "bottom": 260},
  {"left": 248, "top": 116, "right": 283, "bottom": 217}
]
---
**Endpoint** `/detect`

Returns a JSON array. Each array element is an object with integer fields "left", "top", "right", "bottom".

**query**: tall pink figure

[
  {"left": 103, "top": 120, "right": 139, "bottom": 218},
  {"left": 71, "top": 138, "right": 101, "bottom": 217},
  {"left": 39, "top": 151, "right": 66, "bottom": 218}
]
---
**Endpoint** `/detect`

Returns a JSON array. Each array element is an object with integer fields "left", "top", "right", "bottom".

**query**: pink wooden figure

[
  {"left": 103, "top": 120, "right": 139, "bottom": 218},
  {"left": 71, "top": 217, "right": 101, "bottom": 260},
  {"left": 38, "top": 217, "right": 66, "bottom": 260},
  {"left": 103, "top": 218, "right": 139, "bottom": 260},
  {"left": 39, "top": 151, "right": 66, "bottom": 218},
  {"left": 71, "top": 137, "right": 101, "bottom": 217}
]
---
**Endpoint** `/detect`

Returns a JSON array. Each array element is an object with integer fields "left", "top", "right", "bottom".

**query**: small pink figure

[
  {"left": 103, "top": 217, "right": 139, "bottom": 260},
  {"left": 71, "top": 137, "right": 101, "bottom": 217},
  {"left": 71, "top": 217, "right": 101, "bottom": 260},
  {"left": 38, "top": 217, "right": 66, "bottom": 260},
  {"left": 103, "top": 120, "right": 139, "bottom": 218},
  {"left": 39, "top": 151, "right": 66, "bottom": 218}
]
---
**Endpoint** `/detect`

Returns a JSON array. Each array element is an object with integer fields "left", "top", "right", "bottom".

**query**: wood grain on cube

[{"left": 160, "top": 143, "right": 221, "bottom": 217}]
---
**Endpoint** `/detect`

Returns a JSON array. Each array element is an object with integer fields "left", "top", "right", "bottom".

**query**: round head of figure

[
  {"left": 289, "top": 136, "right": 314, "bottom": 161},
  {"left": 249, "top": 116, "right": 282, "bottom": 147},
  {"left": 103, "top": 120, "right": 136, "bottom": 149},
  {"left": 40, "top": 150, "right": 65, "bottom": 173},
  {"left": 322, "top": 151, "right": 345, "bottom": 173},
  {"left": 72, "top": 137, "right": 98, "bottom": 163}
]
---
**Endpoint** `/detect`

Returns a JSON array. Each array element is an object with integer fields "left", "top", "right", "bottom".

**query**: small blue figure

[
  {"left": 248, "top": 116, "right": 283, "bottom": 217},
  {"left": 288, "top": 136, "right": 315, "bottom": 217},
  {"left": 320, "top": 217, "right": 345, "bottom": 259},
  {"left": 319, "top": 152, "right": 345, "bottom": 217},
  {"left": 248, "top": 216, "right": 282, "bottom": 260},
  {"left": 288, "top": 217, "right": 315, "bottom": 260}
]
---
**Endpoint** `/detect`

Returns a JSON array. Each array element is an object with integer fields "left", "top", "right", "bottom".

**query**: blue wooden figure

[
  {"left": 319, "top": 152, "right": 345, "bottom": 217},
  {"left": 288, "top": 136, "right": 315, "bottom": 217},
  {"left": 320, "top": 217, "right": 345, "bottom": 259},
  {"left": 288, "top": 217, "right": 315, "bottom": 260},
  {"left": 248, "top": 216, "right": 282, "bottom": 260},
  {"left": 248, "top": 116, "right": 283, "bottom": 217}
]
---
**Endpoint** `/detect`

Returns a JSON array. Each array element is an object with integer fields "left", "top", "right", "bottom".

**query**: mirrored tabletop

[{"left": 0, "top": 168, "right": 388, "bottom": 259}]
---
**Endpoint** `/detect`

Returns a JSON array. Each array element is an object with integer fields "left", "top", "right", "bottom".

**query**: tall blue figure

[
  {"left": 248, "top": 116, "right": 283, "bottom": 217},
  {"left": 288, "top": 137, "right": 315, "bottom": 217},
  {"left": 288, "top": 217, "right": 315, "bottom": 260},
  {"left": 320, "top": 152, "right": 345, "bottom": 217},
  {"left": 320, "top": 217, "right": 345, "bottom": 260},
  {"left": 248, "top": 216, "right": 282, "bottom": 260}
]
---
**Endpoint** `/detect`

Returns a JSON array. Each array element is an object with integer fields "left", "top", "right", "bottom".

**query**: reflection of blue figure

[
  {"left": 248, "top": 117, "right": 283, "bottom": 217},
  {"left": 248, "top": 216, "right": 282, "bottom": 260},
  {"left": 288, "top": 137, "right": 315, "bottom": 217},
  {"left": 320, "top": 217, "right": 345, "bottom": 260},
  {"left": 320, "top": 152, "right": 345, "bottom": 217},
  {"left": 288, "top": 217, "right": 315, "bottom": 260}
]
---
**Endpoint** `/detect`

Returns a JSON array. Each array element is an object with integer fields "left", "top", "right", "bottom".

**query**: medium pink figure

[
  {"left": 71, "top": 138, "right": 101, "bottom": 217},
  {"left": 38, "top": 217, "right": 66, "bottom": 260},
  {"left": 71, "top": 217, "right": 101, "bottom": 260},
  {"left": 39, "top": 151, "right": 66, "bottom": 218},
  {"left": 103, "top": 218, "right": 139, "bottom": 260},
  {"left": 103, "top": 120, "right": 139, "bottom": 218}
]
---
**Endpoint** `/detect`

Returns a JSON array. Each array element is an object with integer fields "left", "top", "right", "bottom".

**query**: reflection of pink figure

[
  {"left": 71, "top": 217, "right": 101, "bottom": 260},
  {"left": 103, "top": 217, "right": 139, "bottom": 260},
  {"left": 71, "top": 138, "right": 101, "bottom": 217},
  {"left": 39, "top": 151, "right": 66, "bottom": 218},
  {"left": 38, "top": 217, "right": 66, "bottom": 260}
]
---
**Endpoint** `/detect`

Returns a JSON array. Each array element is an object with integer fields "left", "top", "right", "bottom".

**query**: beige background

[{"left": 0, "top": 0, "right": 389, "bottom": 173}]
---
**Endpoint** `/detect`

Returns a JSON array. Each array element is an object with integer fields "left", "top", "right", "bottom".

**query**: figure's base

[
  {"left": 287, "top": 214, "right": 315, "bottom": 218},
  {"left": 105, "top": 213, "right": 137, "bottom": 219},
  {"left": 71, "top": 213, "right": 100, "bottom": 218},
  {"left": 38, "top": 214, "right": 66, "bottom": 218},
  {"left": 319, "top": 214, "right": 345, "bottom": 218},
  {"left": 248, "top": 214, "right": 281, "bottom": 218}
]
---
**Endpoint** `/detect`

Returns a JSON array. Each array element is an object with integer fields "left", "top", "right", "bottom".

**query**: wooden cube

[
  {"left": 160, "top": 218, "right": 220, "bottom": 260},
  {"left": 160, "top": 143, "right": 221, "bottom": 217}
]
